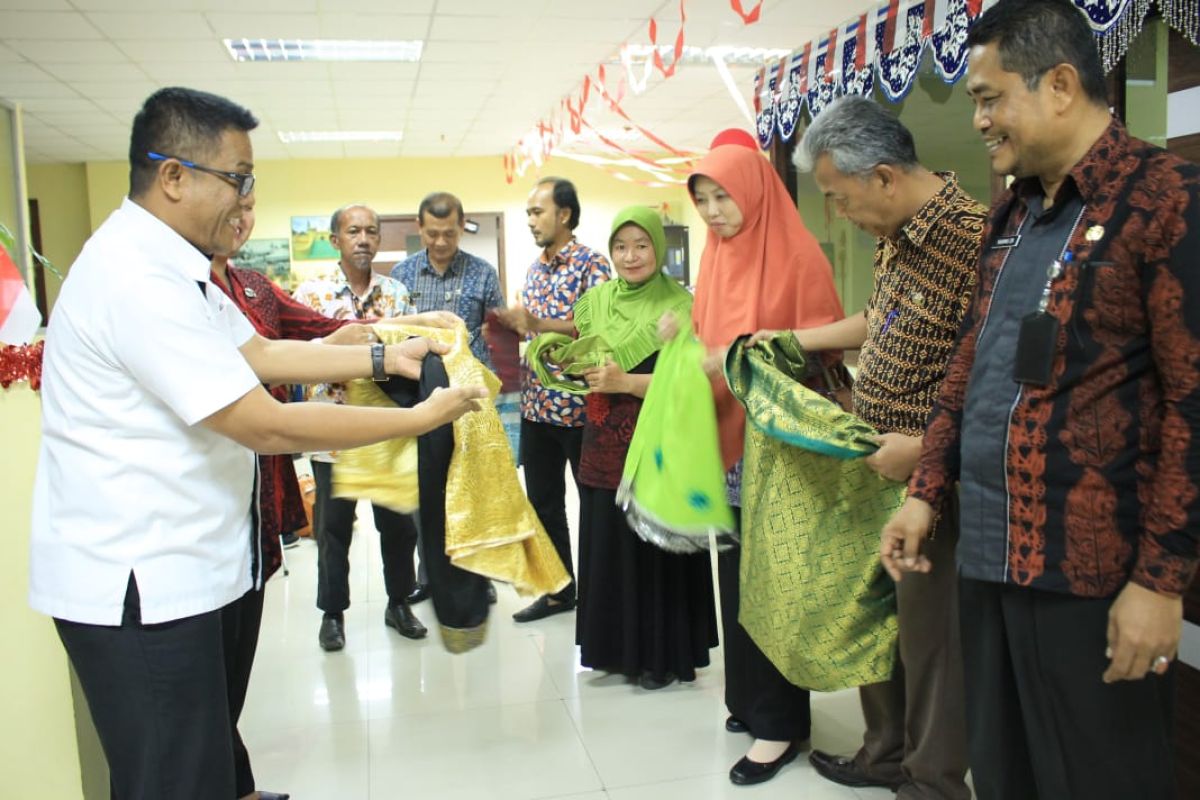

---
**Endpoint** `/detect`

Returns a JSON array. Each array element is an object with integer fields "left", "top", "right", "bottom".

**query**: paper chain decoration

[{"left": 753, "top": 0, "right": 1200, "bottom": 149}]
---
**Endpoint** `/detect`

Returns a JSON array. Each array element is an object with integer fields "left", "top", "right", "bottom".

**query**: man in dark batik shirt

[{"left": 883, "top": 2, "right": 1200, "bottom": 798}]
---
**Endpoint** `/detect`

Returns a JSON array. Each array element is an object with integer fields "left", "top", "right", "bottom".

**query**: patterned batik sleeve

[
  {"left": 1133, "top": 163, "right": 1200, "bottom": 595},
  {"left": 272, "top": 281, "right": 347, "bottom": 340},
  {"left": 483, "top": 264, "right": 505, "bottom": 310},
  {"left": 906, "top": 238, "right": 989, "bottom": 510}
]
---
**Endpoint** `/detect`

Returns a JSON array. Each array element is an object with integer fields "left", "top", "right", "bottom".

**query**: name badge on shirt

[{"left": 990, "top": 234, "right": 1022, "bottom": 250}]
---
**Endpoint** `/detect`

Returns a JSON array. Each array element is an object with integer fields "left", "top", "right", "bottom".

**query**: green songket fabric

[
  {"left": 616, "top": 325, "right": 736, "bottom": 553},
  {"left": 725, "top": 333, "right": 905, "bottom": 692}
]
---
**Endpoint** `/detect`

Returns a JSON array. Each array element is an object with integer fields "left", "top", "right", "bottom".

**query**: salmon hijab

[{"left": 689, "top": 144, "right": 844, "bottom": 470}]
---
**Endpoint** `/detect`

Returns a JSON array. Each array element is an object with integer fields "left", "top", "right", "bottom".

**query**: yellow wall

[
  {"left": 77, "top": 152, "right": 697, "bottom": 300},
  {"left": 0, "top": 386, "right": 85, "bottom": 800},
  {"left": 26, "top": 163, "right": 91, "bottom": 314}
]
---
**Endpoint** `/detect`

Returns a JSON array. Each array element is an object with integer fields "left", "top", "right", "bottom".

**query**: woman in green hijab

[{"left": 570, "top": 206, "right": 717, "bottom": 690}]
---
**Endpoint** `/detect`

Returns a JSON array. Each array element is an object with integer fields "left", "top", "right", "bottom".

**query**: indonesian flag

[{"left": 0, "top": 243, "right": 41, "bottom": 344}]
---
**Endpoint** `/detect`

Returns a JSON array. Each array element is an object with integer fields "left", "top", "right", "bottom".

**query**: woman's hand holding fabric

[
  {"left": 582, "top": 358, "right": 628, "bottom": 394},
  {"left": 880, "top": 496, "right": 934, "bottom": 581},
  {"left": 417, "top": 385, "right": 488, "bottom": 427},
  {"left": 864, "top": 433, "right": 923, "bottom": 483}
]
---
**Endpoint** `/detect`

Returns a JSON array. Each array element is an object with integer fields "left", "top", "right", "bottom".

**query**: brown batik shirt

[
  {"left": 909, "top": 121, "right": 1200, "bottom": 597},
  {"left": 853, "top": 172, "right": 984, "bottom": 437}
]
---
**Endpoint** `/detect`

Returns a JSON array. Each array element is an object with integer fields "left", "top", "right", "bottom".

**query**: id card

[{"left": 1013, "top": 311, "right": 1059, "bottom": 386}]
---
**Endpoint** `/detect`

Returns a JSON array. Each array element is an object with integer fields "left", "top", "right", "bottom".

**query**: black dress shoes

[
  {"left": 725, "top": 716, "right": 749, "bottom": 733},
  {"left": 405, "top": 582, "right": 430, "bottom": 604},
  {"left": 384, "top": 602, "right": 428, "bottom": 640},
  {"left": 487, "top": 582, "right": 497, "bottom": 604},
  {"left": 729, "top": 742, "right": 801, "bottom": 786},
  {"left": 318, "top": 614, "right": 345, "bottom": 652},
  {"left": 512, "top": 595, "right": 576, "bottom": 623},
  {"left": 808, "top": 750, "right": 903, "bottom": 790}
]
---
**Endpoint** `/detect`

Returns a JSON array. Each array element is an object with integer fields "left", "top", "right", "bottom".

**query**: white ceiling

[{"left": 0, "top": 0, "right": 876, "bottom": 164}]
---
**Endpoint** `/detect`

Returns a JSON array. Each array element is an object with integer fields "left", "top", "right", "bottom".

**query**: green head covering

[
  {"left": 608, "top": 205, "right": 667, "bottom": 272},
  {"left": 527, "top": 206, "right": 692, "bottom": 388}
]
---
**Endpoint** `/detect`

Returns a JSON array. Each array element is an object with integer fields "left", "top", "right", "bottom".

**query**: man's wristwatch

[{"left": 371, "top": 342, "right": 387, "bottom": 382}]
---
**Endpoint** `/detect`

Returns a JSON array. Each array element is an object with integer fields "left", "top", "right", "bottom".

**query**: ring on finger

[{"left": 1153, "top": 655, "right": 1171, "bottom": 673}]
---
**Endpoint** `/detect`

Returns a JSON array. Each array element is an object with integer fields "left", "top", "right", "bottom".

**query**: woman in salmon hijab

[{"left": 688, "top": 137, "right": 845, "bottom": 785}]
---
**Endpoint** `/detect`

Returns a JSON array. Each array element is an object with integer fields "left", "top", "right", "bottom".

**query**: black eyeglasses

[{"left": 146, "top": 151, "right": 256, "bottom": 197}]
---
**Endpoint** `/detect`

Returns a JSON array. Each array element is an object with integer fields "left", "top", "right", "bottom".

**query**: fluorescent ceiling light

[
  {"left": 224, "top": 39, "right": 423, "bottom": 63},
  {"left": 617, "top": 44, "right": 789, "bottom": 67},
  {"left": 278, "top": 131, "right": 403, "bottom": 143}
]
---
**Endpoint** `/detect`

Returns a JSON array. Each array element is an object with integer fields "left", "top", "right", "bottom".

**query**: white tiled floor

[{"left": 242, "top": 482, "right": 896, "bottom": 800}]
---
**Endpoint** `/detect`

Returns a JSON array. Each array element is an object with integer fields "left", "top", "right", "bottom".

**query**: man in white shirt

[{"left": 29, "top": 87, "right": 484, "bottom": 800}]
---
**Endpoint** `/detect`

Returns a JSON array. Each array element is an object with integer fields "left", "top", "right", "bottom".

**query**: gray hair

[{"left": 794, "top": 95, "right": 919, "bottom": 176}]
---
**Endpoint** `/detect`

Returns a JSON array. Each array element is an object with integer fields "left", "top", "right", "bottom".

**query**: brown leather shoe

[
  {"left": 808, "top": 750, "right": 903, "bottom": 790},
  {"left": 384, "top": 602, "right": 428, "bottom": 639}
]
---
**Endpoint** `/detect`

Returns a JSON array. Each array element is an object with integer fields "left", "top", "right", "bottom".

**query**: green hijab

[{"left": 527, "top": 206, "right": 692, "bottom": 391}]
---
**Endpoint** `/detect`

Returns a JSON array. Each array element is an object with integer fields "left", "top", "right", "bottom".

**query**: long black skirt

[{"left": 576, "top": 485, "right": 718, "bottom": 682}]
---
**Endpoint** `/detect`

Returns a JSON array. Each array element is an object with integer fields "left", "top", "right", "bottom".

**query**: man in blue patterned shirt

[
  {"left": 391, "top": 192, "right": 504, "bottom": 369},
  {"left": 495, "top": 177, "right": 611, "bottom": 623}
]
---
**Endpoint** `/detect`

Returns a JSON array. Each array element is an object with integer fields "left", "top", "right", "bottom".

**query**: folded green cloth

[
  {"left": 616, "top": 325, "right": 735, "bottom": 553},
  {"left": 525, "top": 333, "right": 614, "bottom": 395},
  {"left": 726, "top": 333, "right": 904, "bottom": 692}
]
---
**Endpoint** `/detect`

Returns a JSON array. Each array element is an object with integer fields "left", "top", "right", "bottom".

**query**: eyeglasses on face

[{"left": 146, "top": 151, "right": 255, "bottom": 197}]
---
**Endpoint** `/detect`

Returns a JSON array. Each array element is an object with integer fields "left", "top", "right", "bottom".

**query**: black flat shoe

[
  {"left": 405, "top": 582, "right": 430, "bottom": 605},
  {"left": 318, "top": 614, "right": 345, "bottom": 652},
  {"left": 639, "top": 671, "right": 676, "bottom": 690},
  {"left": 808, "top": 749, "right": 903, "bottom": 790},
  {"left": 512, "top": 595, "right": 576, "bottom": 623},
  {"left": 729, "top": 742, "right": 801, "bottom": 786},
  {"left": 725, "top": 716, "right": 749, "bottom": 733},
  {"left": 384, "top": 602, "right": 428, "bottom": 640}
]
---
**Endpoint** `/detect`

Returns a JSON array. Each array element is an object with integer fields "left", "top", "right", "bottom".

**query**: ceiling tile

[
  {"left": 0, "top": 0, "right": 73, "bottom": 10},
  {"left": 317, "top": 14, "right": 429, "bottom": 40},
  {"left": 204, "top": 12, "right": 321, "bottom": 39},
  {"left": 318, "top": 0, "right": 434, "bottom": 12},
  {"left": 73, "top": 80, "right": 161, "bottom": 100},
  {"left": 7, "top": 39, "right": 130, "bottom": 63},
  {"left": 140, "top": 61, "right": 240, "bottom": 82},
  {"left": 71, "top": 0, "right": 316, "bottom": 10},
  {"left": 14, "top": 95, "right": 104, "bottom": 114},
  {"left": 0, "top": 80, "right": 78, "bottom": 100},
  {"left": 40, "top": 63, "right": 150, "bottom": 83},
  {"left": 0, "top": 42, "right": 25, "bottom": 61},
  {"left": 326, "top": 62, "right": 419, "bottom": 82},
  {"left": 419, "top": 41, "right": 515, "bottom": 63},
  {"left": 340, "top": 141, "right": 403, "bottom": 159},
  {"left": 85, "top": 11, "right": 210, "bottom": 40},
  {"left": 114, "top": 39, "right": 231, "bottom": 63},
  {"left": 234, "top": 62, "right": 331, "bottom": 82},
  {"left": 411, "top": 0, "right": 522, "bottom": 15},
  {"left": 0, "top": 11, "right": 102, "bottom": 39}
]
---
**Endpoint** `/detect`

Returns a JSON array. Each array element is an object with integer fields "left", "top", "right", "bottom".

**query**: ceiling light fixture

[
  {"left": 615, "top": 44, "right": 790, "bottom": 67},
  {"left": 278, "top": 131, "right": 403, "bottom": 143},
  {"left": 224, "top": 39, "right": 424, "bottom": 63}
]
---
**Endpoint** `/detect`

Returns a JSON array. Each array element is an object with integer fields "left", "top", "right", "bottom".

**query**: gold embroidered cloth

[{"left": 335, "top": 322, "right": 571, "bottom": 602}]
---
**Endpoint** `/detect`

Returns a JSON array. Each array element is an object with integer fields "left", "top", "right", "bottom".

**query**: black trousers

[
  {"left": 312, "top": 458, "right": 418, "bottom": 612},
  {"left": 959, "top": 578, "right": 1176, "bottom": 800},
  {"left": 719, "top": 507, "right": 811, "bottom": 741},
  {"left": 519, "top": 418, "right": 582, "bottom": 601},
  {"left": 221, "top": 586, "right": 265, "bottom": 797},
  {"left": 55, "top": 575, "right": 234, "bottom": 800}
]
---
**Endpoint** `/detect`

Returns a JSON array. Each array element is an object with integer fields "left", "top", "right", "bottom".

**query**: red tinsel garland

[{"left": 0, "top": 340, "right": 44, "bottom": 391}]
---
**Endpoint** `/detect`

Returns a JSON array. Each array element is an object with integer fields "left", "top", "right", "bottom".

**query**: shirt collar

[
  {"left": 419, "top": 249, "right": 464, "bottom": 277},
  {"left": 333, "top": 267, "right": 382, "bottom": 300},
  {"left": 894, "top": 171, "right": 961, "bottom": 248},
  {"left": 121, "top": 197, "right": 212, "bottom": 283},
  {"left": 1010, "top": 117, "right": 1126, "bottom": 209},
  {"left": 539, "top": 237, "right": 578, "bottom": 268}
]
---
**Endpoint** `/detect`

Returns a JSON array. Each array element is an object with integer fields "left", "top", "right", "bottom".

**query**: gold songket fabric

[
  {"left": 726, "top": 333, "right": 906, "bottom": 692},
  {"left": 335, "top": 322, "right": 571, "bottom": 601}
]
